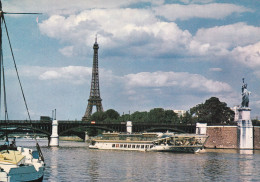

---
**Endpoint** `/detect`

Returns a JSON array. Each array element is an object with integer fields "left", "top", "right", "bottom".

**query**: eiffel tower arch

[{"left": 82, "top": 37, "right": 104, "bottom": 121}]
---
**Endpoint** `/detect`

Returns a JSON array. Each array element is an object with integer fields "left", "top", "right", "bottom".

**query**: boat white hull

[
  {"left": 0, "top": 166, "right": 44, "bottom": 182},
  {"left": 0, "top": 147, "right": 45, "bottom": 182},
  {"left": 147, "top": 145, "right": 202, "bottom": 153},
  {"left": 89, "top": 142, "right": 153, "bottom": 151}
]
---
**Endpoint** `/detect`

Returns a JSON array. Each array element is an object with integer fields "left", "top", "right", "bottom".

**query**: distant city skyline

[{"left": 1, "top": 0, "right": 259, "bottom": 120}]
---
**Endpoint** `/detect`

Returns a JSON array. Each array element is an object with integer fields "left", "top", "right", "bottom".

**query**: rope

[
  {"left": 2, "top": 15, "right": 41, "bottom": 151},
  {"left": 2, "top": 15, "right": 31, "bottom": 121}
]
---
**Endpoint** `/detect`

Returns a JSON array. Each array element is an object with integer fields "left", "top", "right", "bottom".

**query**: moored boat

[
  {"left": 0, "top": 141, "right": 45, "bottom": 182},
  {"left": 89, "top": 132, "right": 208, "bottom": 153}
]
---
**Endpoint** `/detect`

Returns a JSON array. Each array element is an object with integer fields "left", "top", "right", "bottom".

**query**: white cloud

[
  {"left": 209, "top": 68, "right": 222, "bottom": 72},
  {"left": 154, "top": 3, "right": 252, "bottom": 21},
  {"left": 39, "top": 8, "right": 192, "bottom": 57},
  {"left": 231, "top": 42, "right": 260, "bottom": 69},
  {"left": 188, "top": 23, "right": 260, "bottom": 58},
  {"left": 194, "top": 23, "right": 260, "bottom": 50},
  {"left": 39, "top": 66, "right": 92, "bottom": 85},
  {"left": 3, "top": 0, "right": 164, "bottom": 15},
  {"left": 59, "top": 46, "right": 74, "bottom": 57},
  {"left": 18, "top": 66, "right": 119, "bottom": 86},
  {"left": 124, "top": 71, "right": 232, "bottom": 93}
]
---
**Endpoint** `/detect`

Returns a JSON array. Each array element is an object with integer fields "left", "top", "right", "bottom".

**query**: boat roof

[{"left": 0, "top": 150, "right": 25, "bottom": 165}]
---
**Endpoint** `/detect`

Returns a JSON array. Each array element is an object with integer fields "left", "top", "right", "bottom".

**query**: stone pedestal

[
  {"left": 49, "top": 120, "right": 59, "bottom": 147},
  {"left": 237, "top": 108, "right": 253, "bottom": 149}
]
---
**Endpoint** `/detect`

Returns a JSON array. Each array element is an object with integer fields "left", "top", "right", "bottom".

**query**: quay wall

[
  {"left": 254, "top": 126, "right": 260, "bottom": 149},
  {"left": 204, "top": 125, "right": 260, "bottom": 149},
  {"left": 204, "top": 126, "right": 238, "bottom": 149}
]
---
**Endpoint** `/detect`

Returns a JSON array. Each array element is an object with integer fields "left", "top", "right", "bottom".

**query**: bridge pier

[
  {"left": 126, "top": 121, "right": 132, "bottom": 134},
  {"left": 85, "top": 131, "right": 90, "bottom": 142},
  {"left": 196, "top": 123, "right": 207, "bottom": 135},
  {"left": 49, "top": 120, "right": 59, "bottom": 147}
]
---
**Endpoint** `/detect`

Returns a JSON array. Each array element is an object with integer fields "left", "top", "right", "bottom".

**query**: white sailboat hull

[{"left": 0, "top": 147, "right": 45, "bottom": 182}]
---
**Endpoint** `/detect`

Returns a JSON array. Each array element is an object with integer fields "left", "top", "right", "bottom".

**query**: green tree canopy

[
  {"left": 190, "top": 97, "right": 234, "bottom": 124},
  {"left": 90, "top": 111, "right": 107, "bottom": 122},
  {"left": 105, "top": 109, "right": 120, "bottom": 120},
  {"left": 148, "top": 108, "right": 165, "bottom": 123}
]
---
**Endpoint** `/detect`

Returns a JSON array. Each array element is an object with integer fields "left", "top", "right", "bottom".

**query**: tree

[
  {"left": 148, "top": 108, "right": 165, "bottom": 123},
  {"left": 164, "top": 110, "right": 179, "bottom": 123},
  {"left": 105, "top": 109, "right": 120, "bottom": 120},
  {"left": 190, "top": 97, "right": 234, "bottom": 124},
  {"left": 131, "top": 111, "right": 148, "bottom": 123},
  {"left": 90, "top": 111, "right": 107, "bottom": 122},
  {"left": 181, "top": 111, "right": 193, "bottom": 124}
]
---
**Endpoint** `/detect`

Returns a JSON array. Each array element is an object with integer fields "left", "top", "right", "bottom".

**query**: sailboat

[{"left": 0, "top": 1, "right": 45, "bottom": 181}]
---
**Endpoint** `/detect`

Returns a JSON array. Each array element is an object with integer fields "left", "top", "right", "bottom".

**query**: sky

[{"left": 0, "top": 0, "right": 259, "bottom": 120}]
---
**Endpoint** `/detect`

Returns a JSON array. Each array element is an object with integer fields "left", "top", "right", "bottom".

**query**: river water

[{"left": 11, "top": 139, "right": 260, "bottom": 182}]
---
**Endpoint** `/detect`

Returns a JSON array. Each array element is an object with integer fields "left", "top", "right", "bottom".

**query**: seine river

[{"left": 13, "top": 139, "right": 260, "bottom": 181}]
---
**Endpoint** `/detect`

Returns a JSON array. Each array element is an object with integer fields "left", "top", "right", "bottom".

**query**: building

[
  {"left": 232, "top": 105, "right": 240, "bottom": 122},
  {"left": 173, "top": 110, "right": 186, "bottom": 117}
]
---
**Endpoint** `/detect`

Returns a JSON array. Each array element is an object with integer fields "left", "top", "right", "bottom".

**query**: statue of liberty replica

[
  {"left": 238, "top": 78, "right": 253, "bottom": 149},
  {"left": 241, "top": 78, "right": 251, "bottom": 108}
]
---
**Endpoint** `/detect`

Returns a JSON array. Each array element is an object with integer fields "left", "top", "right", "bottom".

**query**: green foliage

[
  {"left": 88, "top": 96, "right": 234, "bottom": 125},
  {"left": 190, "top": 97, "right": 234, "bottom": 124},
  {"left": 90, "top": 111, "right": 107, "bottom": 122},
  {"left": 105, "top": 109, "right": 120, "bottom": 120},
  {"left": 131, "top": 111, "right": 148, "bottom": 123},
  {"left": 252, "top": 119, "right": 260, "bottom": 126},
  {"left": 148, "top": 108, "right": 165, "bottom": 123}
]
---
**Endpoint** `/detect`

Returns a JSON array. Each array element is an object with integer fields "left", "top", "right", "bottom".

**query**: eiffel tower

[{"left": 82, "top": 37, "right": 103, "bottom": 121}]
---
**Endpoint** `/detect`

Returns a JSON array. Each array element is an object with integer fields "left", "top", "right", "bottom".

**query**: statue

[{"left": 241, "top": 78, "right": 251, "bottom": 108}]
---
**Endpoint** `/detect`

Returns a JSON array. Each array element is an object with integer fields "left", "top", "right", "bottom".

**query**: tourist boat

[
  {"left": 0, "top": 1, "right": 45, "bottom": 181},
  {"left": 89, "top": 132, "right": 208, "bottom": 153}
]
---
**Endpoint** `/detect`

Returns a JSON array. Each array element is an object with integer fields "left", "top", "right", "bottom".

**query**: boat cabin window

[
  {"left": 128, "top": 145, "right": 131, "bottom": 148},
  {"left": 141, "top": 145, "right": 144, "bottom": 148},
  {"left": 136, "top": 145, "right": 140, "bottom": 148},
  {"left": 124, "top": 144, "right": 127, "bottom": 148},
  {"left": 112, "top": 144, "right": 115, "bottom": 148},
  {"left": 120, "top": 144, "right": 123, "bottom": 148},
  {"left": 132, "top": 145, "right": 135, "bottom": 148}
]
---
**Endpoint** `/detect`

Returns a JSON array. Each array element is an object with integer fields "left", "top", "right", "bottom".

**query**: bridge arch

[
  {"left": 59, "top": 125, "right": 115, "bottom": 136},
  {"left": 0, "top": 126, "right": 51, "bottom": 136}
]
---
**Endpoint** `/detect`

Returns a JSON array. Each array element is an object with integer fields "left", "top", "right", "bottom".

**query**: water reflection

[
  {"left": 86, "top": 153, "right": 100, "bottom": 181},
  {"left": 238, "top": 150, "right": 254, "bottom": 181},
  {"left": 239, "top": 149, "right": 253, "bottom": 155},
  {"left": 47, "top": 147, "right": 58, "bottom": 181},
  {"left": 202, "top": 153, "right": 230, "bottom": 181}
]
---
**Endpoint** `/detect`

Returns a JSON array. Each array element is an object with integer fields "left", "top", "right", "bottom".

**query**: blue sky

[{"left": 1, "top": 0, "right": 260, "bottom": 120}]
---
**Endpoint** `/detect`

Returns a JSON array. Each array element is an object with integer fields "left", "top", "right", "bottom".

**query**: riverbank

[{"left": 59, "top": 136, "right": 83, "bottom": 142}]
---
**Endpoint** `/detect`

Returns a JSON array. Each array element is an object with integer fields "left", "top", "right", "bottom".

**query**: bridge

[{"left": 0, "top": 120, "right": 196, "bottom": 140}]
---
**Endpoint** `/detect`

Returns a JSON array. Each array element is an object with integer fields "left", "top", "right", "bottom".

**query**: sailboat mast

[{"left": 0, "top": 0, "right": 2, "bottom": 119}]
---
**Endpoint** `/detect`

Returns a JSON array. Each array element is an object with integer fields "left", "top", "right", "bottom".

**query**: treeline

[
  {"left": 90, "top": 108, "right": 183, "bottom": 124},
  {"left": 90, "top": 97, "right": 235, "bottom": 124}
]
